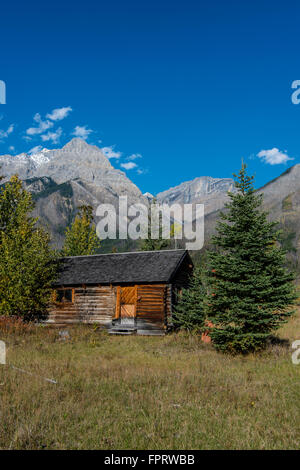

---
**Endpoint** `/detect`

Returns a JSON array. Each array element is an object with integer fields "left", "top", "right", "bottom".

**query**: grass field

[{"left": 0, "top": 311, "right": 299, "bottom": 450}]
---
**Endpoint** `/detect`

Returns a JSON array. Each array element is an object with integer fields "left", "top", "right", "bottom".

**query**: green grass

[{"left": 0, "top": 312, "right": 299, "bottom": 450}]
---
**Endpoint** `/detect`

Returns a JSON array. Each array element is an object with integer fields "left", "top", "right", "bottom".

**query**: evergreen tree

[
  {"left": 0, "top": 175, "right": 57, "bottom": 319},
  {"left": 62, "top": 205, "right": 100, "bottom": 256},
  {"left": 141, "top": 233, "right": 169, "bottom": 251},
  {"left": 205, "top": 164, "right": 296, "bottom": 353},
  {"left": 141, "top": 198, "right": 170, "bottom": 251},
  {"left": 173, "top": 266, "right": 206, "bottom": 332}
]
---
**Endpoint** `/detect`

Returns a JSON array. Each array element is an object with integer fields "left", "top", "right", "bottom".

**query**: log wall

[
  {"left": 47, "top": 283, "right": 172, "bottom": 332},
  {"left": 47, "top": 285, "right": 116, "bottom": 326},
  {"left": 136, "top": 284, "right": 167, "bottom": 331}
]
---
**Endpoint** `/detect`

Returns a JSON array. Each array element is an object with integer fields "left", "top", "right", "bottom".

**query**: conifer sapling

[{"left": 205, "top": 164, "right": 296, "bottom": 353}]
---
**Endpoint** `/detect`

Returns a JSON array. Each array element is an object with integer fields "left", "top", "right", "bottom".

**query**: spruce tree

[
  {"left": 205, "top": 164, "right": 296, "bottom": 353},
  {"left": 62, "top": 205, "right": 101, "bottom": 256},
  {"left": 141, "top": 198, "right": 170, "bottom": 251},
  {"left": 173, "top": 266, "right": 206, "bottom": 332}
]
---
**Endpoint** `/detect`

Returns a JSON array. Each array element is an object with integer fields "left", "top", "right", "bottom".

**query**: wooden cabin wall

[
  {"left": 47, "top": 282, "right": 173, "bottom": 332},
  {"left": 47, "top": 286, "right": 116, "bottom": 326},
  {"left": 136, "top": 284, "right": 171, "bottom": 332}
]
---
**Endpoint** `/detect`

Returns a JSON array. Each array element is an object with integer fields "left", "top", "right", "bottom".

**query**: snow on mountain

[
  {"left": 143, "top": 192, "right": 154, "bottom": 200},
  {"left": 0, "top": 146, "right": 56, "bottom": 181},
  {"left": 29, "top": 148, "right": 52, "bottom": 166}
]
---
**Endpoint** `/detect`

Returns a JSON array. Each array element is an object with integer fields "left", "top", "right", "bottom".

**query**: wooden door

[{"left": 115, "top": 286, "right": 137, "bottom": 325}]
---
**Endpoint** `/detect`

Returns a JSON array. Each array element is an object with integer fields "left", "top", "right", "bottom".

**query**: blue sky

[{"left": 1, "top": 0, "right": 300, "bottom": 194}]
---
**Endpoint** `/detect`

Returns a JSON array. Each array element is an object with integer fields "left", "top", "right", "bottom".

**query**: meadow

[{"left": 0, "top": 311, "right": 299, "bottom": 450}]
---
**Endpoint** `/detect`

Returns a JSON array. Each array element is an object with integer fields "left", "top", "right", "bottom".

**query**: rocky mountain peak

[
  {"left": 33, "top": 139, "right": 115, "bottom": 184},
  {"left": 62, "top": 138, "right": 98, "bottom": 153},
  {"left": 0, "top": 138, "right": 117, "bottom": 184},
  {"left": 157, "top": 176, "right": 236, "bottom": 205}
]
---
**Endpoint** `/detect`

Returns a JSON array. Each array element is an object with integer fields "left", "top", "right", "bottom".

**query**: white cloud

[
  {"left": 0, "top": 123, "right": 14, "bottom": 140},
  {"left": 126, "top": 153, "right": 145, "bottom": 173},
  {"left": 101, "top": 146, "right": 122, "bottom": 159},
  {"left": 6, "top": 124, "right": 14, "bottom": 134},
  {"left": 22, "top": 135, "right": 33, "bottom": 142},
  {"left": 28, "top": 145, "right": 43, "bottom": 155},
  {"left": 127, "top": 153, "right": 142, "bottom": 161},
  {"left": 9, "top": 145, "right": 15, "bottom": 153},
  {"left": 46, "top": 106, "right": 72, "bottom": 121},
  {"left": 120, "top": 162, "right": 137, "bottom": 170},
  {"left": 257, "top": 148, "right": 293, "bottom": 165},
  {"left": 41, "top": 127, "right": 63, "bottom": 144},
  {"left": 71, "top": 125, "right": 93, "bottom": 140},
  {"left": 26, "top": 113, "right": 53, "bottom": 136}
]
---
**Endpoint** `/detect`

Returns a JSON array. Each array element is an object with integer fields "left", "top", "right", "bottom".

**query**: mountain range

[
  {"left": 0, "top": 138, "right": 299, "bottom": 268},
  {"left": 0, "top": 139, "right": 145, "bottom": 247}
]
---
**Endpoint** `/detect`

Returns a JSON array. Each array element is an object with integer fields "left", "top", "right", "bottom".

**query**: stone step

[
  {"left": 136, "top": 330, "right": 165, "bottom": 336},
  {"left": 108, "top": 327, "right": 137, "bottom": 335},
  {"left": 108, "top": 331, "right": 135, "bottom": 335}
]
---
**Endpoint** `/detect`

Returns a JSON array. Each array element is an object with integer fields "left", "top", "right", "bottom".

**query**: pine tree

[
  {"left": 62, "top": 205, "right": 101, "bottom": 256},
  {"left": 173, "top": 266, "right": 206, "bottom": 332},
  {"left": 205, "top": 164, "right": 297, "bottom": 353},
  {"left": 141, "top": 198, "right": 170, "bottom": 251},
  {"left": 141, "top": 233, "right": 169, "bottom": 251},
  {"left": 0, "top": 175, "right": 57, "bottom": 319}
]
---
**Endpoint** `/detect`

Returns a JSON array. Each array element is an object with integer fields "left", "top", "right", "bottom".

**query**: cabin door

[{"left": 118, "top": 286, "right": 137, "bottom": 326}]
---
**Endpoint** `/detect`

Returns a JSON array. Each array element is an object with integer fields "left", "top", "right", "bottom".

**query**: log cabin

[{"left": 47, "top": 249, "right": 193, "bottom": 335}]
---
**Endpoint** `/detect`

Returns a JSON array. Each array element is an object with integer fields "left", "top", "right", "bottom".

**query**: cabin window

[{"left": 54, "top": 288, "right": 74, "bottom": 303}]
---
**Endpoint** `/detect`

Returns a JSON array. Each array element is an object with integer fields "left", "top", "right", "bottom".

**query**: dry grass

[{"left": 0, "top": 312, "right": 299, "bottom": 450}]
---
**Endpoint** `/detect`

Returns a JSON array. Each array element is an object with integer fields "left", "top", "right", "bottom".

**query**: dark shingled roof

[{"left": 54, "top": 249, "right": 191, "bottom": 286}]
